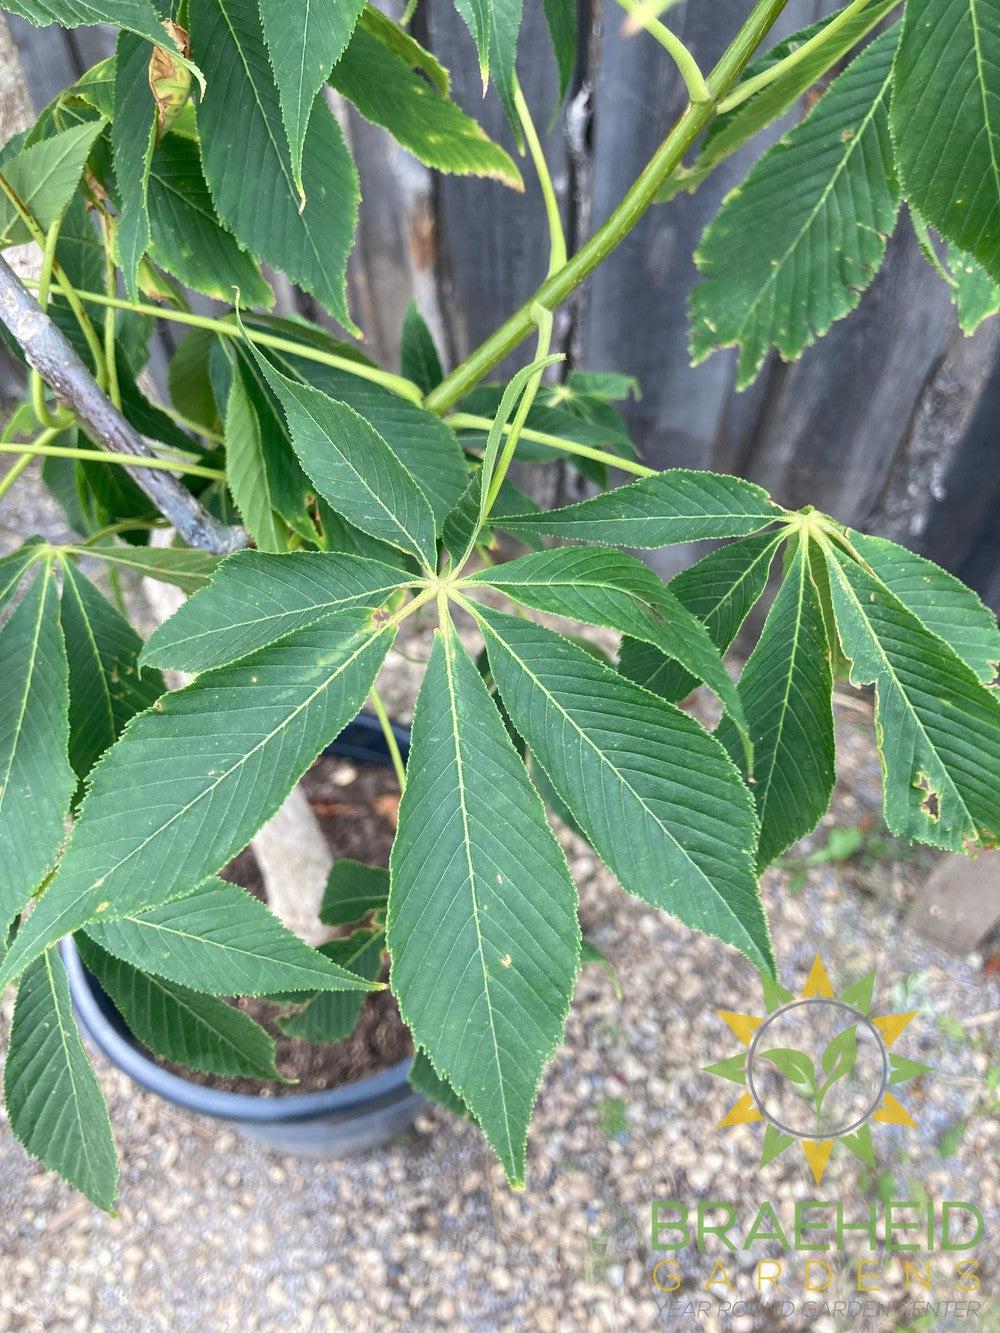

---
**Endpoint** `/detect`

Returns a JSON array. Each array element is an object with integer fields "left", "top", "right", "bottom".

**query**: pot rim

[{"left": 61, "top": 710, "right": 418, "bottom": 1125}]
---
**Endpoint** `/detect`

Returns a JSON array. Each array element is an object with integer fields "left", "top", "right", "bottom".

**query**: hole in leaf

[{"left": 915, "top": 773, "right": 940, "bottom": 822}]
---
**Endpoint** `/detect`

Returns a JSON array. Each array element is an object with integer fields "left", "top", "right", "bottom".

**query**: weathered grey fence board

[
  {"left": 580, "top": 1, "right": 817, "bottom": 480},
  {"left": 420, "top": 0, "right": 568, "bottom": 376},
  {"left": 734, "top": 220, "right": 955, "bottom": 518},
  {"left": 921, "top": 354, "right": 1000, "bottom": 607}
]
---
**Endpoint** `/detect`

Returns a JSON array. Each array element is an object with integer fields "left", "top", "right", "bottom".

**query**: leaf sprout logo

[{"left": 707, "top": 956, "right": 931, "bottom": 1185}]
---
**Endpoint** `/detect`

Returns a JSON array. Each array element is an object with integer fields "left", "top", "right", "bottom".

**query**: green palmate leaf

[
  {"left": 0, "top": 609, "right": 397, "bottom": 990},
  {"left": 452, "top": 0, "right": 523, "bottom": 135},
  {"left": 948, "top": 242, "right": 1000, "bottom": 334},
  {"left": 542, "top": 0, "right": 577, "bottom": 105},
  {"left": 66, "top": 56, "right": 116, "bottom": 119},
  {"left": 59, "top": 560, "right": 164, "bottom": 780},
  {"left": 111, "top": 30, "right": 156, "bottom": 299},
  {"left": 846, "top": 531, "right": 1000, "bottom": 685},
  {"left": 0, "top": 120, "right": 105, "bottom": 247},
  {"left": 400, "top": 302, "right": 444, "bottom": 396},
  {"left": 55, "top": 191, "right": 107, "bottom": 296},
  {"left": 892, "top": 0, "right": 1000, "bottom": 283},
  {"left": 2, "top": 0, "right": 168, "bottom": 48},
  {"left": 315, "top": 506, "right": 409, "bottom": 566},
  {"left": 717, "top": 536, "right": 835, "bottom": 869},
  {"left": 279, "top": 928, "right": 383, "bottom": 1042},
  {"left": 259, "top": 0, "right": 366, "bottom": 199},
  {"left": 0, "top": 537, "right": 44, "bottom": 612},
  {"left": 467, "top": 547, "right": 752, "bottom": 758},
  {"left": 358, "top": 6, "right": 450, "bottom": 97},
  {"left": 85, "top": 877, "right": 374, "bottom": 995},
  {"left": 169, "top": 329, "right": 221, "bottom": 434},
  {"left": 618, "top": 529, "right": 782, "bottom": 704},
  {"left": 0, "top": 560, "right": 75, "bottom": 931},
  {"left": 409, "top": 1048, "right": 471, "bottom": 1117},
  {"left": 147, "top": 134, "right": 273, "bottom": 308},
  {"left": 476, "top": 607, "right": 773, "bottom": 973},
  {"left": 45, "top": 457, "right": 110, "bottom": 541},
  {"left": 191, "top": 0, "right": 359, "bottom": 328},
  {"left": 252, "top": 332, "right": 468, "bottom": 524},
  {"left": 823, "top": 541, "right": 1000, "bottom": 851},
  {"left": 388, "top": 622, "right": 579, "bottom": 1185},
  {"left": 4, "top": 949, "right": 118, "bottom": 1209},
  {"left": 911, "top": 210, "right": 1000, "bottom": 335},
  {"left": 441, "top": 471, "right": 483, "bottom": 563},
  {"left": 330, "top": 24, "right": 522, "bottom": 189},
  {"left": 244, "top": 347, "right": 438, "bottom": 567},
  {"left": 320, "top": 859, "right": 389, "bottom": 927},
  {"left": 495, "top": 469, "right": 782, "bottom": 546},
  {"left": 138, "top": 550, "right": 407, "bottom": 673},
  {"left": 566, "top": 370, "right": 638, "bottom": 400},
  {"left": 456, "top": 381, "right": 637, "bottom": 487},
  {"left": 223, "top": 365, "right": 285, "bottom": 553},
  {"left": 76, "top": 935, "right": 282, "bottom": 1079},
  {"left": 691, "top": 27, "right": 900, "bottom": 389},
  {"left": 663, "top": 1, "right": 899, "bottom": 201},
  {"left": 477, "top": 360, "right": 564, "bottom": 484},
  {"left": 67, "top": 543, "right": 218, "bottom": 593},
  {"left": 460, "top": 356, "right": 563, "bottom": 555},
  {"left": 538, "top": 381, "right": 637, "bottom": 460},
  {"left": 224, "top": 349, "right": 318, "bottom": 543}
]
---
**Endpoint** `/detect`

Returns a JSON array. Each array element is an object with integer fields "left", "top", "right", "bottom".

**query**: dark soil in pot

[{"left": 155, "top": 752, "right": 413, "bottom": 1097}]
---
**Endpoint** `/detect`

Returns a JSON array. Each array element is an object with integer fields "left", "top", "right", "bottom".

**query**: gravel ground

[{"left": 1, "top": 457, "right": 998, "bottom": 1331}]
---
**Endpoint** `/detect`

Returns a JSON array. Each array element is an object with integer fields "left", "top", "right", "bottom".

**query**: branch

[
  {"left": 424, "top": 0, "right": 791, "bottom": 414},
  {"left": 0, "top": 255, "right": 245, "bottom": 555}
]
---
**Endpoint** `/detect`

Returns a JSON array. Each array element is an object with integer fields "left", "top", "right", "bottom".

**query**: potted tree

[{"left": 0, "top": 0, "right": 997, "bottom": 1210}]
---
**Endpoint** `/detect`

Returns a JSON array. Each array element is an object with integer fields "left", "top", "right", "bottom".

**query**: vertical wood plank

[
  {"left": 421, "top": 0, "right": 569, "bottom": 376},
  {"left": 733, "top": 218, "right": 954, "bottom": 519},
  {"left": 919, "top": 352, "right": 1000, "bottom": 611},
  {"left": 576, "top": 0, "right": 820, "bottom": 574}
]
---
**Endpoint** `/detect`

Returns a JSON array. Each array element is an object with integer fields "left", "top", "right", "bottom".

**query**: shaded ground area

[{"left": 1, "top": 457, "right": 997, "bottom": 1331}]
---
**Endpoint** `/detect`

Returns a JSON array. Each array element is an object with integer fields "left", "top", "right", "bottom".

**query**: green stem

[
  {"left": 101, "top": 217, "right": 122, "bottom": 411},
  {"left": 147, "top": 399, "right": 224, "bottom": 447},
  {"left": 447, "top": 412, "right": 657, "bottom": 479},
  {"left": 0, "top": 172, "right": 109, "bottom": 389},
  {"left": 425, "top": 0, "right": 791, "bottom": 414},
  {"left": 370, "top": 685, "right": 408, "bottom": 792},
  {"left": 20, "top": 282, "right": 425, "bottom": 405},
  {"left": 482, "top": 304, "right": 553, "bottom": 517},
  {"left": 513, "top": 80, "right": 567, "bottom": 274},
  {"left": 0, "top": 424, "right": 62, "bottom": 499},
  {"left": 80, "top": 518, "right": 167, "bottom": 544},
  {"left": 0, "top": 448, "right": 36, "bottom": 501},
  {"left": 30, "top": 221, "right": 66, "bottom": 430},
  {"left": 0, "top": 440, "right": 226, "bottom": 479},
  {"left": 716, "top": 0, "right": 878, "bottom": 114},
  {"left": 616, "top": 0, "right": 711, "bottom": 104}
]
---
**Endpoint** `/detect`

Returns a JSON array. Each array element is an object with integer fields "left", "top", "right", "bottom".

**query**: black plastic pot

[{"left": 62, "top": 712, "right": 424, "bottom": 1158}]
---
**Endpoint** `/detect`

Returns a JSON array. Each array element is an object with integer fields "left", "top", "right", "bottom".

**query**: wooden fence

[{"left": 6, "top": 0, "right": 1000, "bottom": 608}]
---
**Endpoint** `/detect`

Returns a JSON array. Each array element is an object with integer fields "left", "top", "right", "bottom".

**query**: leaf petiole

[
  {"left": 716, "top": 0, "right": 882, "bottom": 114},
  {"left": 616, "top": 0, "right": 712, "bottom": 104}
]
